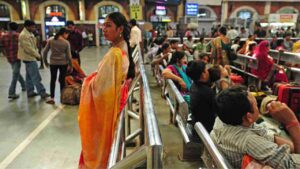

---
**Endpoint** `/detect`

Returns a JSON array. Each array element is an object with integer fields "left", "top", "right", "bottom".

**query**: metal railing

[
  {"left": 194, "top": 122, "right": 232, "bottom": 169},
  {"left": 108, "top": 46, "right": 163, "bottom": 169}
]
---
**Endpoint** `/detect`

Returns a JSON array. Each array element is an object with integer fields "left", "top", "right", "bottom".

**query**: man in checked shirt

[
  {"left": 211, "top": 86, "right": 300, "bottom": 168},
  {"left": 0, "top": 22, "right": 26, "bottom": 100}
]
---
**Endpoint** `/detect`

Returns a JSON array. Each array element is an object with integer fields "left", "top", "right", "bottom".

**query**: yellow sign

[{"left": 130, "top": 5, "right": 143, "bottom": 20}]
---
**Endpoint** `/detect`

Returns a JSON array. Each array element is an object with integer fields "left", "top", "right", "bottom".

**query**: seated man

[
  {"left": 183, "top": 35, "right": 194, "bottom": 61},
  {"left": 151, "top": 43, "right": 172, "bottom": 67},
  {"left": 211, "top": 86, "right": 300, "bottom": 168}
]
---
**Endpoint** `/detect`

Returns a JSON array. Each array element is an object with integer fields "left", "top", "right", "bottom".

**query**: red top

[
  {"left": 251, "top": 41, "right": 274, "bottom": 80},
  {"left": 0, "top": 31, "right": 20, "bottom": 63}
]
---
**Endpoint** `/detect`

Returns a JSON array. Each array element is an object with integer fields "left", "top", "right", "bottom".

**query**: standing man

[
  {"left": 66, "top": 21, "right": 83, "bottom": 65},
  {"left": 0, "top": 22, "right": 26, "bottom": 99},
  {"left": 18, "top": 20, "right": 49, "bottom": 98},
  {"left": 129, "top": 19, "right": 142, "bottom": 52}
]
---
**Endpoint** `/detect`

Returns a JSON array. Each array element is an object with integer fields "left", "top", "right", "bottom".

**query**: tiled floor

[{"left": 0, "top": 46, "right": 203, "bottom": 169}]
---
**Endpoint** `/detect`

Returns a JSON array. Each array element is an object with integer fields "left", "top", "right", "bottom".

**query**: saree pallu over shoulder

[{"left": 78, "top": 47, "right": 128, "bottom": 169}]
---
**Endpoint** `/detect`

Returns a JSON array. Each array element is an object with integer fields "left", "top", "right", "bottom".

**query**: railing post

[
  {"left": 277, "top": 50, "right": 283, "bottom": 64},
  {"left": 139, "top": 64, "right": 145, "bottom": 146}
]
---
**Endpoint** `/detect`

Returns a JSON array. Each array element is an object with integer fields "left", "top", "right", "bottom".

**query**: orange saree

[{"left": 78, "top": 47, "right": 128, "bottom": 169}]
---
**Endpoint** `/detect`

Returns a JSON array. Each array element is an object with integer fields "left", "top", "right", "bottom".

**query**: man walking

[
  {"left": 18, "top": 20, "right": 49, "bottom": 99},
  {"left": 0, "top": 22, "right": 26, "bottom": 99},
  {"left": 66, "top": 21, "right": 83, "bottom": 65}
]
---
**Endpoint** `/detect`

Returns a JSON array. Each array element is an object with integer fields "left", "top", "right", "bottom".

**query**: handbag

[{"left": 61, "top": 83, "right": 81, "bottom": 105}]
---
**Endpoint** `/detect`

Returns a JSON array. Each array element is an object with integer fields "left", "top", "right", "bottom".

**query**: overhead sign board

[
  {"left": 268, "top": 14, "right": 298, "bottom": 23},
  {"left": 186, "top": 3, "right": 199, "bottom": 16},
  {"left": 130, "top": 5, "right": 143, "bottom": 20}
]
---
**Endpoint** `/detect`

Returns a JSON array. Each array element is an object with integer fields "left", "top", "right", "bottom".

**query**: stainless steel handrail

[
  {"left": 269, "top": 49, "right": 300, "bottom": 64},
  {"left": 138, "top": 46, "right": 163, "bottom": 168},
  {"left": 194, "top": 122, "right": 232, "bottom": 169}
]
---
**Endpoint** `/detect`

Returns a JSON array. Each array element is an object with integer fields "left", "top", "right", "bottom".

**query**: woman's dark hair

[
  {"left": 218, "top": 26, "right": 227, "bottom": 36},
  {"left": 216, "top": 86, "right": 252, "bottom": 125},
  {"left": 186, "top": 60, "right": 206, "bottom": 82},
  {"left": 107, "top": 12, "right": 135, "bottom": 79},
  {"left": 54, "top": 28, "right": 70, "bottom": 40},
  {"left": 168, "top": 51, "right": 185, "bottom": 65},
  {"left": 208, "top": 65, "right": 221, "bottom": 83},
  {"left": 248, "top": 43, "right": 257, "bottom": 51}
]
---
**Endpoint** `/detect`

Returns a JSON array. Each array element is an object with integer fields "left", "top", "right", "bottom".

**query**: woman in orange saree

[{"left": 78, "top": 12, "right": 135, "bottom": 169}]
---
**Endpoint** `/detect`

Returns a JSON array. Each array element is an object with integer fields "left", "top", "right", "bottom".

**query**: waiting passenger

[
  {"left": 197, "top": 53, "right": 210, "bottom": 64},
  {"left": 292, "top": 40, "right": 300, "bottom": 53},
  {"left": 283, "top": 33, "right": 293, "bottom": 52},
  {"left": 183, "top": 35, "right": 194, "bottom": 61},
  {"left": 211, "top": 86, "right": 300, "bottom": 168},
  {"left": 186, "top": 60, "right": 216, "bottom": 132},
  {"left": 151, "top": 43, "right": 172, "bottom": 67},
  {"left": 251, "top": 41, "right": 274, "bottom": 82},
  {"left": 162, "top": 51, "right": 190, "bottom": 93},
  {"left": 65, "top": 59, "right": 86, "bottom": 85},
  {"left": 43, "top": 28, "right": 73, "bottom": 104},
  {"left": 78, "top": 12, "right": 135, "bottom": 169},
  {"left": 245, "top": 41, "right": 257, "bottom": 56},
  {"left": 211, "top": 26, "right": 231, "bottom": 66},
  {"left": 209, "top": 65, "right": 231, "bottom": 94},
  {"left": 231, "top": 37, "right": 241, "bottom": 53},
  {"left": 238, "top": 34, "right": 256, "bottom": 54},
  {"left": 169, "top": 39, "right": 180, "bottom": 52}
]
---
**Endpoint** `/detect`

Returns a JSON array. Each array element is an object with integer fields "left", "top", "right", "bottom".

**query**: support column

[
  {"left": 79, "top": 0, "right": 85, "bottom": 21},
  {"left": 221, "top": 0, "right": 228, "bottom": 25},
  {"left": 21, "top": 0, "right": 30, "bottom": 20}
]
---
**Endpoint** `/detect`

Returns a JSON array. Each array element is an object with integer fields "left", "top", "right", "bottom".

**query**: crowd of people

[
  {"left": 1, "top": 11, "right": 300, "bottom": 168},
  {"left": 148, "top": 24, "right": 300, "bottom": 168}
]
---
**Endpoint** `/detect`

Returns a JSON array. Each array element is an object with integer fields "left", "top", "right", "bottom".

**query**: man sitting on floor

[{"left": 210, "top": 86, "right": 300, "bottom": 168}]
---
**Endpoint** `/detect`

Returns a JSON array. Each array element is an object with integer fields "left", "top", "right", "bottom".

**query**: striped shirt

[
  {"left": 210, "top": 117, "right": 300, "bottom": 169},
  {"left": 0, "top": 31, "right": 19, "bottom": 63}
]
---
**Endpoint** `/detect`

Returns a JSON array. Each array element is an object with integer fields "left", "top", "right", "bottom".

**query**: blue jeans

[
  {"left": 23, "top": 61, "right": 46, "bottom": 95},
  {"left": 9, "top": 61, "right": 26, "bottom": 95}
]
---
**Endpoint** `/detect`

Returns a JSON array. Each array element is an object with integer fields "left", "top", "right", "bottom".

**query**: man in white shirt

[
  {"left": 129, "top": 19, "right": 142, "bottom": 49},
  {"left": 227, "top": 26, "right": 239, "bottom": 41}
]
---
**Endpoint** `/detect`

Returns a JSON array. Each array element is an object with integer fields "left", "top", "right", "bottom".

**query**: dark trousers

[
  {"left": 72, "top": 51, "right": 81, "bottom": 65},
  {"left": 50, "top": 65, "right": 68, "bottom": 98}
]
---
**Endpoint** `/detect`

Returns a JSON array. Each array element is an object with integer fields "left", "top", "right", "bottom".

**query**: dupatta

[{"left": 174, "top": 65, "right": 192, "bottom": 91}]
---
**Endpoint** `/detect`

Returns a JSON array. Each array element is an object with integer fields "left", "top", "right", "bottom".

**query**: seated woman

[
  {"left": 162, "top": 51, "right": 191, "bottom": 93},
  {"left": 245, "top": 41, "right": 257, "bottom": 56},
  {"left": 209, "top": 65, "right": 232, "bottom": 94},
  {"left": 65, "top": 59, "right": 86, "bottom": 85},
  {"left": 186, "top": 60, "right": 216, "bottom": 132},
  {"left": 251, "top": 41, "right": 274, "bottom": 83}
]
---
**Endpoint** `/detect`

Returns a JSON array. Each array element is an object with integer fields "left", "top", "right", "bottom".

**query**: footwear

[
  {"left": 8, "top": 94, "right": 19, "bottom": 100},
  {"left": 41, "top": 93, "right": 50, "bottom": 99},
  {"left": 28, "top": 92, "right": 38, "bottom": 98},
  {"left": 46, "top": 98, "right": 55, "bottom": 104}
]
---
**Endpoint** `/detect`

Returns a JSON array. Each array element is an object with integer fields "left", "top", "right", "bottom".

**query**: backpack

[{"left": 61, "top": 83, "right": 81, "bottom": 105}]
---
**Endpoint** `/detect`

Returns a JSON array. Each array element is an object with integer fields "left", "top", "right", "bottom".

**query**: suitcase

[{"left": 277, "top": 84, "right": 300, "bottom": 119}]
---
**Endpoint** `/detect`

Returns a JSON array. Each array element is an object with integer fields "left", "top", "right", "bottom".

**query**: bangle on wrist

[{"left": 285, "top": 120, "right": 300, "bottom": 130}]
